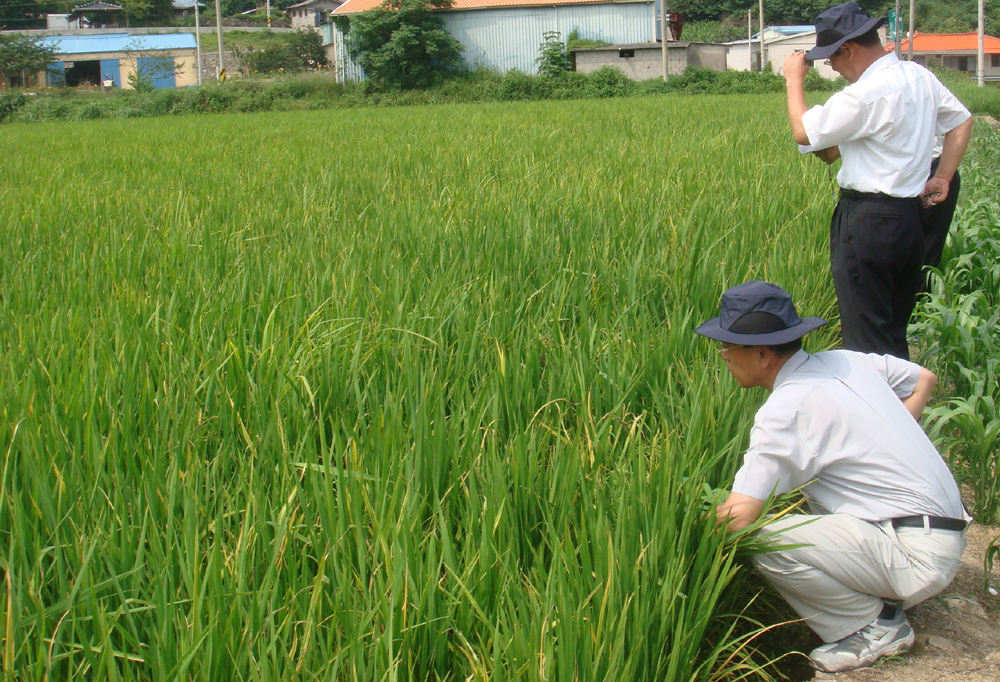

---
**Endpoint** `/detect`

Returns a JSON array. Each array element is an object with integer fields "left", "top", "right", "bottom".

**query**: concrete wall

[
  {"left": 687, "top": 43, "right": 726, "bottom": 71},
  {"left": 573, "top": 42, "right": 725, "bottom": 80},
  {"left": 726, "top": 42, "right": 761, "bottom": 72}
]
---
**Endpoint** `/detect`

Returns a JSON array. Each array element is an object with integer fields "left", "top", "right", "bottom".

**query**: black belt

[
  {"left": 891, "top": 515, "right": 968, "bottom": 531},
  {"left": 839, "top": 189, "right": 917, "bottom": 202}
]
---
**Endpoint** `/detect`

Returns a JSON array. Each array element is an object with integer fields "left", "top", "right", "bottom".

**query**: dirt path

[{"left": 812, "top": 523, "right": 1000, "bottom": 682}]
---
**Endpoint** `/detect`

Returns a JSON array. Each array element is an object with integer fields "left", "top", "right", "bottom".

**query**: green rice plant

[{"left": 0, "top": 94, "right": 837, "bottom": 680}]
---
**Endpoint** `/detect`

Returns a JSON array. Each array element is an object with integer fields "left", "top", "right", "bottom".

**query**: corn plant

[
  {"left": 925, "top": 360, "right": 1000, "bottom": 523},
  {"left": 916, "top": 120, "right": 1000, "bottom": 526}
]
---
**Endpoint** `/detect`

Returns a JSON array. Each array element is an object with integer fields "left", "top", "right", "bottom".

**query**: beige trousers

[{"left": 753, "top": 514, "right": 966, "bottom": 642}]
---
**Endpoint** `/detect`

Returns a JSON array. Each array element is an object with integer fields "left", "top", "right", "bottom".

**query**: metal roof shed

[
  {"left": 331, "top": 0, "right": 659, "bottom": 80},
  {"left": 38, "top": 33, "right": 199, "bottom": 89}
]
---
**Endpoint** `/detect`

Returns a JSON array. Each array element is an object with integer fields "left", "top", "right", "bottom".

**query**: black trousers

[
  {"left": 830, "top": 193, "right": 924, "bottom": 361},
  {"left": 921, "top": 159, "right": 961, "bottom": 291}
]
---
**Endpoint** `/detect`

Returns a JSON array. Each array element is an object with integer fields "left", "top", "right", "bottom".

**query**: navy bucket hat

[
  {"left": 804, "top": 1, "right": 886, "bottom": 61},
  {"left": 695, "top": 281, "right": 827, "bottom": 346}
]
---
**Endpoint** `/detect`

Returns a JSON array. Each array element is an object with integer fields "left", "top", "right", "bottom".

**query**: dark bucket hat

[
  {"left": 695, "top": 281, "right": 827, "bottom": 346},
  {"left": 804, "top": 1, "right": 886, "bottom": 61}
]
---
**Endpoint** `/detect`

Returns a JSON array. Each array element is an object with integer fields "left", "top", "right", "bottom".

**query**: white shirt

[
  {"left": 732, "top": 349, "right": 965, "bottom": 522},
  {"left": 801, "top": 53, "right": 971, "bottom": 197}
]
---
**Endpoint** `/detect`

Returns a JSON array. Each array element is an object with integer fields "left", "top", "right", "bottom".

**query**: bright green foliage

[
  {"left": 344, "top": 0, "right": 464, "bottom": 89},
  {"left": 566, "top": 29, "right": 611, "bottom": 51},
  {"left": 915, "top": 121, "right": 1000, "bottom": 525},
  {"left": 0, "top": 33, "right": 57, "bottom": 86},
  {"left": 0, "top": 96, "right": 842, "bottom": 679},
  {"left": 536, "top": 31, "right": 571, "bottom": 77},
  {"left": 678, "top": 21, "right": 746, "bottom": 44},
  {"left": 663, "top": 0, "right": 884, "bottom": 24}
]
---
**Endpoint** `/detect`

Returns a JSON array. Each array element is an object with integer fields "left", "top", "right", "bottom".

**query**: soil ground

[{"left": 809, "top": 522, "right": 1000, "bottom": 682}]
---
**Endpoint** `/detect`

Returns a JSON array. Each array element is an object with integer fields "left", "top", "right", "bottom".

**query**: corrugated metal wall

[{"left": 334, "top": 1, "right": 655, "bottom": 81}]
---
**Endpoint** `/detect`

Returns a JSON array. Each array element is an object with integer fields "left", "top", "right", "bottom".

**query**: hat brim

[
  {"left": 694, "top": 316, "right": 828, "bottom": 345},
  {"left": 804, "top": 16, "right": 885, "bottom": 60}
]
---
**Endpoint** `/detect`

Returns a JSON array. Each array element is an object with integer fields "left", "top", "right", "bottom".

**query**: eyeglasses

[
  {"left": 716, "top": 344, "right": 747, "bottom": 357},
  {"left": 824, "top": 47, "right": 844, "bottom": 67}
]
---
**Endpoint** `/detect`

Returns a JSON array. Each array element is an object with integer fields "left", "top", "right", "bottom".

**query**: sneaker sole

[{"left": 810, "top": 630, "right": 916, "bottom": 673}]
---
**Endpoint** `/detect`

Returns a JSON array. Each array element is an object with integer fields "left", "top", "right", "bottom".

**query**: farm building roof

[
  {"left": 72, "top": 2, "right": 124, "bottom": 9},
  {"left": 334, "top": 0, "right": 643, "bottom": 14},
  {"left": 171, "top": 0, "right": 206, "bottom": 8},
  {"left": 725, "top": 27, "right": 815, "bottom": 46},
  {"left": 288, "top": 0, "right": 341, "bottom": 8},
  {"left": 38, "top": 33, "right": 197, "bottom": 55},
  {"left": 886, "top": 32, "right": 1000, "bottom": 54}
]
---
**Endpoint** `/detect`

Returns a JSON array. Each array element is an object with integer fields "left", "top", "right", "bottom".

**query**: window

[
  {"left": 619, "top": 49, "right": 634, "bottom": 58},
  {"left": 993, "top": 54, "right": 1000, "bottom": 68}
]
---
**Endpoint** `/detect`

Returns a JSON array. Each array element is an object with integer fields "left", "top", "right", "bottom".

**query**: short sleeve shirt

[
  {"left": 801, "top": 53, "right": 971, "bottom": 197},
  {"left": 732, "top": 349, "right": 964, "bottom": 521}
]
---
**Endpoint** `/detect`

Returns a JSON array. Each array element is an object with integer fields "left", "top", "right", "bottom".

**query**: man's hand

[
  {"left": 813, "top": 146, "right": 841, "bottom": 165},
  {"left": 783, "top": 51, "right": 809, "bottom": 82},
  {"left": 716, "top": 492, "right": 766, "bottom": 532},
  {"left": 922, "top": 176, "right": 949, "bottom": 208}
]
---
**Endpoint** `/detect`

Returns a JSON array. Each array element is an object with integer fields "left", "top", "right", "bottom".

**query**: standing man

[
  {"left": 697, "top": 280, "right": 968, "bottom": 673},
  {"left": 784, "top": 1, "right": 972, "bottom": 360}
]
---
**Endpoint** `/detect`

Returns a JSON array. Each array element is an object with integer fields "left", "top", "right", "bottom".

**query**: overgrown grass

[
  {"left": 0, "top": 95, "right": 839, "bottom": 679},
  {"left": 2, "top": 65, "right": 841, "bottom": 124},
  {"left": 936, "top": 67, "right": 1000, "bottom": 120}
]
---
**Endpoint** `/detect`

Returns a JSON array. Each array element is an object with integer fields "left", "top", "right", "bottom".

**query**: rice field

[{"left": 0, "top": 95, "right": 841, "bottom": 680}]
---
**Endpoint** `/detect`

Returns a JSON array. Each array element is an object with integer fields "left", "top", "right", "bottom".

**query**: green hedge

[{"left": 4, "top": 65, "right": 840, "bottom": 124}]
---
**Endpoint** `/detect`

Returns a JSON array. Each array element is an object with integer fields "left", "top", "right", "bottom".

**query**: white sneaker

[{"left": 809, "top": 609, "right": 915, "bottom": 673}]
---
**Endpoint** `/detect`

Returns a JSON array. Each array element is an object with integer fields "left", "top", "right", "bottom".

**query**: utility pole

[
  {"left": 748, "top": 9, "right": 752, "bottom": 71},
  {"left": 215, "top": 0, "right": 224, "bottom": 79},
  {"left": 907, "top": 0, "right": 914, "bottom": 61},
  {"left": 894, "top": 0, "right": 901, "bottom": 59},
  {"left": 660, "top": 0, "right": 668, "bottom": 81},
  {"left": 194, "top": 0, "right": 203, "bottom": 85},
  {"left": 758, "top": 0, "right": 764, "bottom": 70},
  {"left": 266, "top": 0, "right": 271, "bottom": 28},
  {"left": 979, "top": 0, "right": 985, "bottom": 87}
]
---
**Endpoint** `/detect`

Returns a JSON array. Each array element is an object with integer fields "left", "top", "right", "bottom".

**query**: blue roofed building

[{"left": 35, "top": 33, "right": 198, "bottom": 89}]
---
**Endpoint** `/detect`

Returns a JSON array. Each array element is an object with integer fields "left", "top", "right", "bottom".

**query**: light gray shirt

[
  {"left": 732, "top": 349, "right": 964, "bottom": 521},
  {"left": 801, "top": 53, "right": 970, "bottom": 197}
]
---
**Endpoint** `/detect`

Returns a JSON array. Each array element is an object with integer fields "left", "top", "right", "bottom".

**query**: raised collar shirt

[
  {"left": 732, "top": 349, "right": 964, "bottom": 522},
  {"left": 801, "top": 53, "right": 970, "bottom": 197}
]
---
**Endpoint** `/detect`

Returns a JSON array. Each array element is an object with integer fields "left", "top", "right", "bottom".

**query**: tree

[
  {"left": 0, "top": 34, "right": 58, "bottom": 87},
  {"left": 123, "top": 39, "right": 183, "bottom": 91},
  {"left": 535, "top": 31, "right": 570, "bottom": 77},
  {"left": 342, "top": 0, "right": 464, "bottom": 90}
]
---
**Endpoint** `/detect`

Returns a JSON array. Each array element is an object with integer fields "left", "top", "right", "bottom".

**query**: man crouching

[{"left": 696, "top": 280, "right": 968, "bottom": 673}]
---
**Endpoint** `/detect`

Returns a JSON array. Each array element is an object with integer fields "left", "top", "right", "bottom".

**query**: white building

[
  {"left": 725, "top": 25, "right": 812, "bottom": 74},
  {"left": 331, "top": 0, "right": 668, "bottom": 81},
  {"left": 288, "top": 0, "right": 343, "bottom": 30}
]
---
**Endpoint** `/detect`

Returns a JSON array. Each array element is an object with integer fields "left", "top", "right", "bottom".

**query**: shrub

[
  {"left": 584, "top": 66, "right": 636, "bottom": 98},
  {"left": 0, "top": 90, "right": 25, "bottom": 120},
  {"left": 234, "top": 29, "right": 328, "bottom": 75}
]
